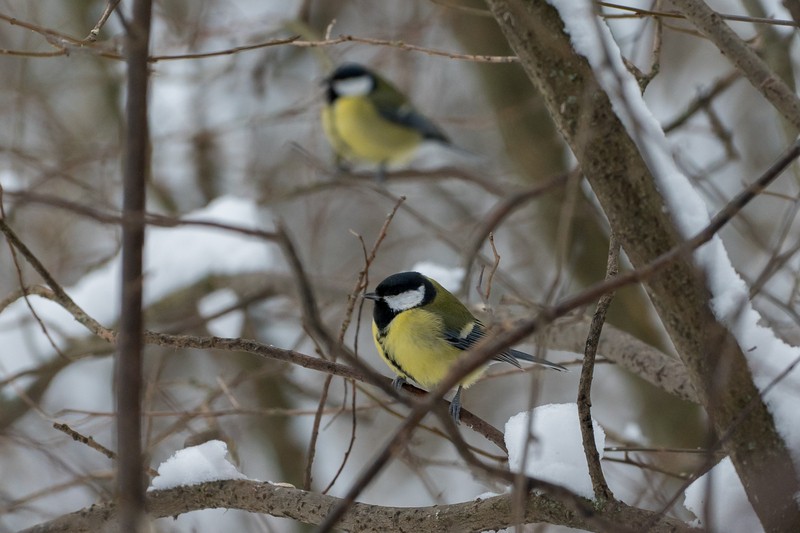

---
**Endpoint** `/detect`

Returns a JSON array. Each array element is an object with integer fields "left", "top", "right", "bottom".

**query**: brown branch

[
  {"left": 52, "top": 422, "right": 159, "bottom": 478},
  {"left": 598, "top": 1, "right": 800, "bottom": 27},
  {"left": 83, "top": 0, "right": 121, "bottom": 42},
  {"left": 117, "top": 0, "right": 151, "bottom": 529},
  {"left": 337, "top": 197, "right": 405, "bottom": 343},
  {"left": 18, "top": 478, "right": 698, "bottom": 533},
  {"left": 0, "top": 219, "right": 114, "bottom": 342},
  {"left": 3, "top": 190, "right": 277, "bottom": 241},
  {"left": 149, "top": 35, "right": 300, "bottom": 61},
  {"left": 662, "top": 70, "right": 740, "bottom": 133},
  {"left": 541, "top": 316, "right": 697, "bottom": 403},
  {"left": 670, "top": 0, "right": 800, "bottom": 131},
  {"left": 461, "top": 172, "right": 570, "bottom": 292},
  {"left": 0, "top": 191, "right": 67, "bottom": 361},
  {"left": 291, "top": 34, "right": 519, "bottom": 63},
  {"left": 310, "top": 197, "right": 404, "bottom": 493},
  {"left": 288, "top": 144, "right": 510, "bottom": 197},
  {"left": 577, "top": 236, "right": 619, "bottom": 502},
  {"left": 0, "top": 13, "right": 84, "bottom": 45},
  {"left": 304, "top": 373, "right": 333, "bottom": 491}
]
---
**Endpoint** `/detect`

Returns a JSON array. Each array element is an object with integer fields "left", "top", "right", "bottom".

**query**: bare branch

[
  {"left": 19, "top": 479, "right": 698, "bottom": 533},
  {"left": 542, "top": 316, "right": 697, "bottom": 403},
  {"left": 577, "top": 236, "right": 619, "bottom": 502},
  {"left": 117, "top": 0, "right": 152, "bottom": 528},
  {"left": 670, "top": 0, "right": 800, "bottom": 130}
]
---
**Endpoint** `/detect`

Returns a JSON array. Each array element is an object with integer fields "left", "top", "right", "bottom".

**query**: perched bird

[
  {"left": 364, "top": 271, "right": 567, "bottom": 423},
  {"left": 321, "top": 63, "right": 450, "bottom": 177}
]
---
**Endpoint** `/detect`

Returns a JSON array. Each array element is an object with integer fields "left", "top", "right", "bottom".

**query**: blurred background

[{"left": 0, "top": 0, "right": 798, "bottom": 531}]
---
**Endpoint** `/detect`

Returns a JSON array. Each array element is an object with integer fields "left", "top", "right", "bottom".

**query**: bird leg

[
  {"left": 332, "top": 157, "right": 353, "bottom": 180},
  {"left": 375, "top": 161, "right": 388, "bottom": 182},
  {"left": 391, "top": 376, "right": 407, "bottom": 390},
  {"left": 449, "top": 385, "right": 463, "bottom": 424}
]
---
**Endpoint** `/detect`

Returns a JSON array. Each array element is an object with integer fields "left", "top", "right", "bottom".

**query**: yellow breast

[
  {"left": 322, "top": 97, "right": 422, "bottom": 165},
  {"left": 372, "top": 309, "right": 485, "bottom": 391}
]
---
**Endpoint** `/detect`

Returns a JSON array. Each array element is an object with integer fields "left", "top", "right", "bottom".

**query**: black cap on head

[
  {"left": 330, "top": 63, "right": 371, "bottom": 81},
  {"left": 374, "top": 271, "right": 428, "bottom": 296}
]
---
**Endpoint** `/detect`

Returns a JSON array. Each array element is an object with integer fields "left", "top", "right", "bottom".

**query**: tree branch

[
  {"left": 578, "top": 235, "right": 619, "bottom": 502},
  {"left": 670, "top": 0, "right": 800, "bottom": 131},
  {"left": 19, "top": 479, "right": 699, "bottom": 533},
  {"left": 542, "top": 316, "right": 697, "bottom": 403},
  {"left": 117, "top": 1, "right": 152, "bottom": 528},
  {"left": 484, "top": 1, "right": 800, "bottom": 530}
]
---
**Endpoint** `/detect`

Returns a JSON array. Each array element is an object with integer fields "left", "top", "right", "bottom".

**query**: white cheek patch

[
  {"left": 332, "top": 75, "right": 373, "bottom": 97},
  {"left": 383, "top": 285, "right": 426, "bottom": 312}
]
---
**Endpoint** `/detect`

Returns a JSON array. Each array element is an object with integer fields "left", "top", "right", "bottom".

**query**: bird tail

[{"left": 503, "top": 348, "right": 568, "bottom": 372}]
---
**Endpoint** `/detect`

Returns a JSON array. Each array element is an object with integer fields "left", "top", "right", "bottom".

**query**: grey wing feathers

[
  {"left": 444, "top": 321, "right": 567, "bottom": 372},
  {"left": 443, "top": 323, "right": 481, "bottom": 352},
  {"left": 376, "top": 104, "right": 450, "bottom": 143},
  {"left": 503, "top": 348, "right": 568, "bottom": 372}
]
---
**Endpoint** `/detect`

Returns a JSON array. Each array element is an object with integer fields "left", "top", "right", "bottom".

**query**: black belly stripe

[{"left": 378, "top": 338, "right": 412, "bottom": 380}]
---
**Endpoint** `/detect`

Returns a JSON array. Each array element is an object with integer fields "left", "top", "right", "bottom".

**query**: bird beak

[{"left": 363, "top": 292, "right": 379, "bottom": 301}]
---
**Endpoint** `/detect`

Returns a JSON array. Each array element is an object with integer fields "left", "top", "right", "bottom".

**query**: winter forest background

[{"left": 2, "top": 1, "right": 800, "bottom": 532}]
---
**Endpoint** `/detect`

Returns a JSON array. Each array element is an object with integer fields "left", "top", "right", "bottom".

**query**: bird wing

[
  {"left": 371, "top": 79, "right": 450, "bottom": 143},
  {"left": 442, "top": 321, "right": 519, "bottom": 367},
  {"left": 377, "top": 103, "right": 450, "bottom": 143},
  {"left": 443, "top": 320, "right": 567, "bottom": 372}
]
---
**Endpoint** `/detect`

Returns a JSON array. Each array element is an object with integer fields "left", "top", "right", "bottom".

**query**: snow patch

[
  {"left": 505, "top": 403, "right": 605, "bottom": 499},
  {"left": 149, "top": 440, "right": 249, "bottom": 491}
]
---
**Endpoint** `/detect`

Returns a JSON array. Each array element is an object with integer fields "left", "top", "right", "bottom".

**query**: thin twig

[
  {"left": 322, "top": 386, "right": 359, "bottom": 495},
  {"left": 0, "top": 219, "right": 114, "bottom": 342},
  {"left": 483, "top": 233, "right": 501, "bottom": 301},
  {"left": 650, "top": 350, "right": 800, "bottom": 525},
  {"left": 52, "top": 422, "right": 158, "bottom": 477},
  {"left": 337, "top": 197, "right": 405, "bottom": 343},
  {"left": 0, "top": 190, "right": 67, "bottom": 359},
  {"left": 304, "top": 374, "right": 332, "bottom": 490},
  {"left": 292, "top": 34, "right": 518, "bottom": 62},
  {"left": 83, "top": 0, "right": 122, "bottom": 42},
  {"left": 577, "top": 235, "right": 619, "bottom": 502},
  {"left": 670, "top": 0, "right": 800, "bottom": 130},
  {"left": 149, "top": 35, "right": 300, "bottom": 61},
  {"left": 3, "top": 189, "right": 278, "bottom": 241},
  {"left": 314, "top": 197, "right": 404, "bottom": 493},
  {"left": 598, "top": 1, "right": 800, "bottom": 27},
  {"left": 461, "top": 172, "right": 570, "bottom": 284}
]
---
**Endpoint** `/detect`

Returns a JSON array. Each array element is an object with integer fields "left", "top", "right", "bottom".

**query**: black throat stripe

[{"left": 378, "top": 338, "right": 412, "bottom": 380}]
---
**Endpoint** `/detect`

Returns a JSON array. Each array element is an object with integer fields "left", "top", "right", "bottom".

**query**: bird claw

[
  {"left": 449, "top": 386, "right": 463, "bottom": 425},
  {"left": 391, "top": 376, "right": 407, "bottom": 390}
]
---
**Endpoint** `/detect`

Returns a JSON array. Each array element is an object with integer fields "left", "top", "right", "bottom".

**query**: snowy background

[{"left": 1, "top": 0, "right": 799, "bottom": 531}]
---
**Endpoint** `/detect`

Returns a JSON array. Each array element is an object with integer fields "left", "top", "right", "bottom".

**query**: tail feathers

[{"left": 499, "top": 348, "right": 568, "bottom": 372}]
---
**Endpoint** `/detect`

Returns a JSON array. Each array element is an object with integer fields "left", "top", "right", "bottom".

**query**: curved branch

[
  {"left": 19, "top": 479, "right": 698, "bottom": 533},
  {"left": 542, "top": 317, "right": 697, "bottom": 403}
]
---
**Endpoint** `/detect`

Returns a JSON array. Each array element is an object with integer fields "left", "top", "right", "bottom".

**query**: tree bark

[
  {"left": 484, "top": 1, "right": 800, "bottom": 530},
  {"left": 19, "top": 479, "right": 699, "bottom": 533}
]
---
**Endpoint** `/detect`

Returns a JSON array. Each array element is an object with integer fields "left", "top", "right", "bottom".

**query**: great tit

[
  {"left": 322, "top": 63, "right": 450, "bottom": 177},
  {"left": 364, "top": 271, "right": 567, "bottom": 423}
]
